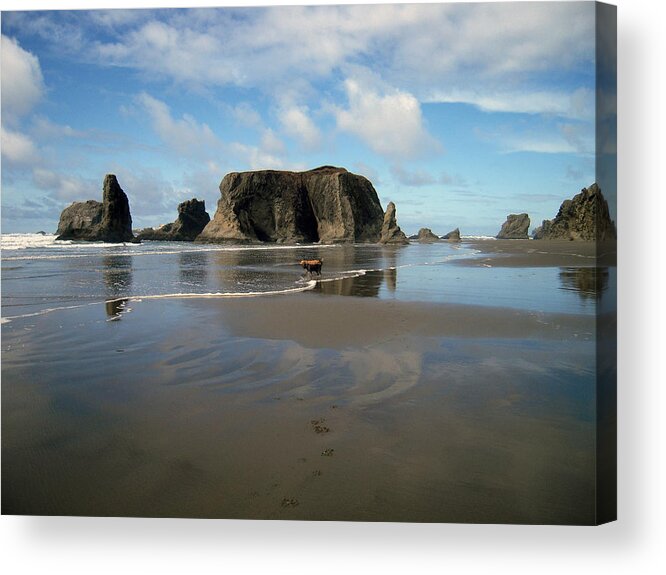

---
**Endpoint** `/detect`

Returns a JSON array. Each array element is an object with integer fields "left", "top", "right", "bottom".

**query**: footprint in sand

[
  {"left": 281, "top": 497, "right": 299, "bottom": 508},
  {"left": 311, "top": 418, "right": 330, "bottom": 434}
]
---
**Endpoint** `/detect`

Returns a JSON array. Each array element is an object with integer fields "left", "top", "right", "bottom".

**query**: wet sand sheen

[{"left": 2, "top": 292, "right": 596, "bottom": 523}]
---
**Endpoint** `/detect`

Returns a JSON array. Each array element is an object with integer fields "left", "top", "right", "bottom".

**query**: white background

[{"left": 1, "top": 1, "right": 664, "bottom": 573}]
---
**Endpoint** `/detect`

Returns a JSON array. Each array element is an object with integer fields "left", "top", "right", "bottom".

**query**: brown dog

[{"left": 300, "top": 259, "right": 323, "bottom": 275}]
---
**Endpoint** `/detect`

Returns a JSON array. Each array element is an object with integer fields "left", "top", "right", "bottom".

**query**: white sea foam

[
  {"left": 1, "top": 233, "right": 58, "bottom": 250},
  {"left": 1, "top": 233, "right": 344, "bottom": 261},
  {"left": 0, "top": 302, "right": 101, "bottom": 324},
  {"left": 118, "top": 280, "right": 319, "bottom": 303}
]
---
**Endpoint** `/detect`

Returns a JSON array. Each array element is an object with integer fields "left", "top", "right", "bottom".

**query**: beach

[{"left": 1, "top": 238, "right": 612, "bottom": 523}]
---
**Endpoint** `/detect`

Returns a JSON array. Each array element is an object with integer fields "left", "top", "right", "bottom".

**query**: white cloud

[
  {"left": 334, "top": 78, "right": 440, "bottom": 159},
  {"left": 136, "top": 92, "right": 222, "bottom": 156},
  {"left": 260, "top": 129, "right": 286, "bottom": 156},
  {"left": 425, "top": 87, "right": 594, "bottom": 121},
  {"left": 230, "top": 142, "right": 284, "bottom": 171},
  {"left": 1, "top": 126, "right": 39, "bottom": 166},
  {"left": 560, "top": 123, "right": 594, "bottom": 155},
  {"left": 278, "top": 104, "right": 321, "bottom": 150},
  {"left": 30, "top": 116, "right": 86, "bottom": 140},
  {"left": 231, "top": 102, "right": 263, "bottom": 129},
  {"left": 500, "top": 134, "right": 582, "bottom": 155},
  {"left": 1, "top": 35, "right": 45, "bottom": 124},
  {"left": 31, "top": 168, "right": 96, "bottom": 202},
  {"left": 135, "top": 93, "right": 291, "bottom": 171},
  {"left": 12, "top": 4, "right": 593, "bottom": 106}
]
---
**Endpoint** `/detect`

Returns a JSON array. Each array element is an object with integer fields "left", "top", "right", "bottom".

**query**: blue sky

[{"left": 1, "top": 1, "right": 604, "bottom": 235}]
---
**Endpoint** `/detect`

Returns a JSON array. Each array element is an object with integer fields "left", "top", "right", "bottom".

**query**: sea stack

[
  {"left": 56, "top": 174, "right": 135, "bottom": 243},
  {"left": 379, "top": 202, "right": 409, "bottom": 244},
  {"left": 196, "top": 166, "right": 384, "bottom": 244},
  {"left": 496, "top": 213, "right": 530, "bottom": 239},
  {"left": 411, "top": 228, "right": 440, "bottom": 243},
  {"left": 442, "top": 228, "right": 461, "bottom": 242},
  {"left": 533, "top": 183, "right": 616, "bottom": 241},
  {"left": 137, "top": 199, "right": 210, "bottom": 241}
]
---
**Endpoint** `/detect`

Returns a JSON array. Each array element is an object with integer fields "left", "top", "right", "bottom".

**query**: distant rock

[
  {"left": 533, "top": 183, "right": 616, "bottom": 241},
  {"left": 137, "top": 199, "right": 210, "bottom": 241},
  {"left": 379, "top": 202, "right": 409, "bottom": 244},
  {"left": 410, "top": 227, "right": 440, "bottom": 243},
  {"left": 196, "top": 166, "right": 384, "bottom": 244},
  {"left": 56, "top": 174, "right": 136, "bottom": 243},
  {"left": 442, "top": 228, "right": 461, "bottom": 242},
  {"left": 496, "top": 213, "right": 530, "bottom": 239}
]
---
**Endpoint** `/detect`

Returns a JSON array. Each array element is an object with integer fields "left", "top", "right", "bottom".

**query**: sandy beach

[
  {"left": 457, "top": 239, "right": 616, "bottom": 268},
  {"left": 1, "top": 238, "right": 611, "bottom": 524}
]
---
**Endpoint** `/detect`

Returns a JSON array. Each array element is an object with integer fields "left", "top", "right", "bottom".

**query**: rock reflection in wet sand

[{"left": 559, "top": 267, "right": 609, "bottom": 299}]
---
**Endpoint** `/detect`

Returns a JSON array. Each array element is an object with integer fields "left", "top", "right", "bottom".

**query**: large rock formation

[
  {"left": 56, "top": 174, "right": 135, "bottom": 242},
  {"left": 533, "top": 183, "right": 617, "bottom": 241},
  {"left": 442, "top": 228, "right": 461, "bottom": 242},
  {"left": 410, "top": 228, "right": 440, "bottom": 243},
  {"left": 137, "top": 199, "right": 210, "bottom": 241},
  {"left": 496, "top": 213, "right": 530, "bottom": 239},
  {"left": 196, "top": 166, "right": 384, "bottom": 244},
  {"left": 379, "top": 202, "right": 409, "bottom": 244}
]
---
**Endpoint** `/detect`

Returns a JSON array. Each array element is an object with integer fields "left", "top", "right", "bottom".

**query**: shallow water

[{"left": 2, "top": 234, "right": 609, "bottom": 322}]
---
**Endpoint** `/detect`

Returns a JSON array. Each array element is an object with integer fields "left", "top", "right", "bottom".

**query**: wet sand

[
  {"left": 457, "top": 239, "right": 615, "bottom": 267},
  {"left": 214, "top": 293, "right": 593, "bottom": 348},
  {"left": 2, "top": 286, "right": 597, "bottom": 523}
]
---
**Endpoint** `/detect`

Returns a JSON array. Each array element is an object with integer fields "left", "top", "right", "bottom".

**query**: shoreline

[
  {"left": 456, "top": 238, "right": 616, "bottom": 267},
  {"left": 452, "top": 239, "right": 615, "bottom": 267}
]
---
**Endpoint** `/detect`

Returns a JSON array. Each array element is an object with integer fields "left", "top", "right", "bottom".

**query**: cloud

[
  {"left": 229, "top": 142, "right": 284, "bottom": 171},
  {"left": 1, "top": 35, "right": 45, "bottom": 124},
  {"left": 96, "top": 19, "right": 240, "bottom": 87},
  {"left": 560, "top": 123, "right": 593, "bottom": 155},
  {"left": 231, "top": 102, "right": 263, "bottom": 129},
  {"left": 425, "top": 87, "right": 594, "bottom": 121},
  {"left": 500, "top": 136, "right": 579, "bottom": 155},
  {"left": 390, "top": 165, "right": 435, "bottom": 187},
  {"left": 136, "top": 92, "right": 295, "bottom": 171},
  {"left": 477, "top": 121, "right": 594, "bottom": 156},
  {"left": 30, "top": 116, "right": 86, "bottom": 140},
  {"left": 259, "top": 129, "right": 286, "bottom": 156},
  {"left": 334, "top": 78, "right": 440, "bottom": 159},
  {"left": 1, "top": 126, "right": 39, "bottom": 166},
  {"left": 136, "top": 92, "right": 222, "bottom": 156},
  {"left": 4, "top": 4, "right": 594, "bottom": 106},
  {"left": 31, "top": 168, "right": 97, "bottom": 202},
  {"left": 278, "top": 104, "right": 321, "bottom": 150}
]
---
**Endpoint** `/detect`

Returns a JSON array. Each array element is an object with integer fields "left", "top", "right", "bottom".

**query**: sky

[{"left": 1, "top": 1, "right": 607, "bottom": 236}]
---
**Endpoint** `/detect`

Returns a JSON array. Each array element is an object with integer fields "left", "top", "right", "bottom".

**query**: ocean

[{"left": 1, "top": 233, "right": 604, "bottom": 325}]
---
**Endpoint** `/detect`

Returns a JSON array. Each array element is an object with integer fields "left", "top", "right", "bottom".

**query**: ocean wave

[
  {"left": 1, "top": 233, "right": 345, "bottom": 261},
  {"left": 121, "top": 281, "right": 318, "bottom": 302},
  {"left": 1, "top": 281, "right": 319, "bottom": 324}
]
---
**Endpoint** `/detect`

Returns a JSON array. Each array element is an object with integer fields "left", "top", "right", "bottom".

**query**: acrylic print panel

[{"left": 0, "top": 2, "right": 616, "bottom": 524}]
